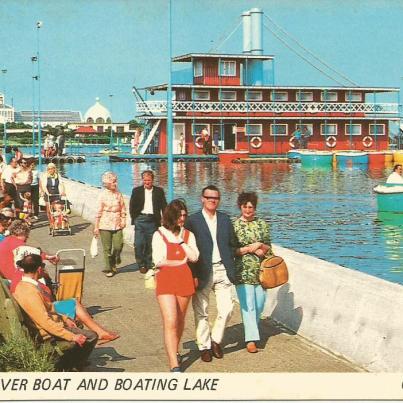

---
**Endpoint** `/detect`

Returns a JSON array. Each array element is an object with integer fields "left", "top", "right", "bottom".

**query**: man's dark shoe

[
  {"left": 139, "top": 267, "right": 148, "bottom": 274},
  {"left": 200, "top": 349, "right": 212, "bottom": 362},
  {"left": 211, "top": 341, "right": 223, "bottom": 359}
]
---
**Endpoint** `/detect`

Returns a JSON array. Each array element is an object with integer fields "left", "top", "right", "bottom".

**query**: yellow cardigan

[{"left": 13, "top": 277, "right": 75, "bottom": 342}]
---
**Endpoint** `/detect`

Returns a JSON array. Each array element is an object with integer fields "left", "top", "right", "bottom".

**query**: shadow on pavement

[
  {"left": 87, "top": 346, "right": 135, "bottom": 372},
  {"left": 70, "top": 222, "right": 91, "bottom": 235},
  {"left": 117, "top": 263, "right": 137, "bottom": 274},
  {"left": 87, "top": 305, "right": 122, "bottom": 317}
]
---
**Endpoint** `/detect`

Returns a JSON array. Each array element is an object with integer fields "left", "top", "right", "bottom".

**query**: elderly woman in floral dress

[
  {"left": 233, "top": 191, "right": 272, "bottom": 354},
  {"left": 93, "top": 172, "right": 126, "bottom": 278}
]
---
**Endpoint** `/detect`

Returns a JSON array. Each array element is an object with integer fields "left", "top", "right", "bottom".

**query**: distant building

[
  {"left": 14, "top": 110, "right": 82, "bottom": 127},
  {"left": 67, "top": 97, "right": 135, "bottom": 136},
  {"left": 0, "top": 93, "right": 15, "bottom": 124}
]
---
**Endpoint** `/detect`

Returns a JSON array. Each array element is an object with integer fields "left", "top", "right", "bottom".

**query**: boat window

[
  {"left": 220, "top": 91, "right": 237, "bottom": 101},
  {"left": 192, "top": 123, "right": 210, "bottom": 137},
  {"left": 246, "top": 124, "right": 263, "bottom": 136},
  {"left": 270, "top": 91, "right": 288, "bottom": 102},
  {"left": 320, "top": 123, "right": 338, "bottom": 136},
  {"left": 345, "top": 124, "right": 361, "bottom": 136},
  {"left": 296, "top": 92, "right": 313, "bottom": 102},
  {"left": 194, "top": 60, "right": 203, "bottom": 77},
  {"left": 219, "top": 60, "right": 236, "bottom": 77},
  {"left": 369, "top": 124, "right": 385, "bottom": 135},
  {"left": 270, "top": 124, "right": 288, "bottom": 136},
  {"left": 345, "top": 92, "right": 362, "bottom": 102},
  {"left": 193, "top": 90, "right": 210, "bottom": 101},
  {"left": 245, "top": 91, "right": 263, "bottom": 101},
  {"left": 321, "top": 91, "right": 338, "bottom": 102}
]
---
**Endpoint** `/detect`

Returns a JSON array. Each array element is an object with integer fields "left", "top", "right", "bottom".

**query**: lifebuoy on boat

[
  {"left": 362, "top": 136, "right": 373, "bottom": 148},
  {"left": 195, "top": 136, "right": 203, "bottom": 149},
  {"left": 289, "top": 136, "right": 298, "bottom": 149},
  {"left": 326, "top": 136, "right": 337, "bottom": 148},
  {"left": 250, "top": 136, "right": 262, "bottom": 149}
]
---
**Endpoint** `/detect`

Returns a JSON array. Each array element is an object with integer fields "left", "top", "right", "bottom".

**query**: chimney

[
  {"left": 250, "top": 8, "right": 263, "bottom": 55},
  {"left": 242, "top": 8, "right": 264, "bottom": 85},
  {"left": 242, "top": 11, "right": 251, "bottom": 54}
]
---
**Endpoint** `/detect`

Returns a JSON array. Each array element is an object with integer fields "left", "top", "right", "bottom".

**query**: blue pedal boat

[
  {"left": 299, "top": 150, "right": 333, "bottom": 167},
  {"left": 335, "top": 151, "right": 368, "bottom": 165},
  {"left": 373, "top": 184, "right": 403, "bottom": 213},
  {"left": 287, "top": 149, "right": 304, "bottom": 159}
]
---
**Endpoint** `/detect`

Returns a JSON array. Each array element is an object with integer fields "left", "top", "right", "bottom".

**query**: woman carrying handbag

[
  {"left": 234, "top": 192, "right": 272, "bottom": 354},
  {"left": 93, "top": 172, "right": 126, "bottom": 278}
]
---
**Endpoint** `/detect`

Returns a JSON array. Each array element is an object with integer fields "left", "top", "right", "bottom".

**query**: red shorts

[{"left": 156, "top": 264, "right": 195, "bottom": 297}]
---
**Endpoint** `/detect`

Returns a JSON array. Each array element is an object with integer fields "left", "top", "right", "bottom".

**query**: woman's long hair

[{"left": 162, "top": 199, "right": 187, "bottom": 234}]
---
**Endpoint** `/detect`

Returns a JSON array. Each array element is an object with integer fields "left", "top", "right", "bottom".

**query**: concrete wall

[
  {"left": 264, "top": 245, "right": 403, "bottom": 372},
  {"left": 62, "top": 178, "right": 134, "bottom": 245},
  {"left": 64, "top": 177, "right": 403, "bottom": 372}
]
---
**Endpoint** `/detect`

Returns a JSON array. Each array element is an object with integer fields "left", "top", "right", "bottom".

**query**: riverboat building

[{"left": 135, "top": 8, "right": 400, "bottom": 155}]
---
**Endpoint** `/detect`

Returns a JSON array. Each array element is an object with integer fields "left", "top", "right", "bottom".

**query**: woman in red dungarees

[{"left": 152, "top": 199, "right": 199, "bottom": 372}]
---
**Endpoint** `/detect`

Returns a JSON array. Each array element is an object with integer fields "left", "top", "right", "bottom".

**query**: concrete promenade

[{"left": 29, "top": 213, "right": 362, "bottom": 373}]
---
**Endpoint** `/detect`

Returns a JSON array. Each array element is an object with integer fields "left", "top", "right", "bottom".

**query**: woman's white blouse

[{"left": 152, "top": 226, "right": 199, "bottom": 267}]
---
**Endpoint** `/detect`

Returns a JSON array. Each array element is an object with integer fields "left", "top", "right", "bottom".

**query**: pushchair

[
  {"left": 48, "top": 195, "right": 71, "bottom": 236},
  {"left": 53, "top": 249, "right": 86, "bottom": 303}
]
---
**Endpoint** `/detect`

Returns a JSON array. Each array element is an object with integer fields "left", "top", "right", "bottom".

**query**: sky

[{"left": 1, "top": 0, "right": 403, "bottom": 122}]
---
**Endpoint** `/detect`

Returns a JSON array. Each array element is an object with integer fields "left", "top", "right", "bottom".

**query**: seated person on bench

[
  {"left": 13, "top": 253, "right": 120, "bottom": 370},
  {"left": 13, "top": 253, "right": 98, "bottom": 370},
  {"left": 10, "top": 246, "right": 120, "bottom": 346}
]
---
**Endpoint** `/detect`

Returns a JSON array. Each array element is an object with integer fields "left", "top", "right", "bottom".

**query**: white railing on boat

[{"left": 136, "top": 101, "right": 398, "bottom": 115}]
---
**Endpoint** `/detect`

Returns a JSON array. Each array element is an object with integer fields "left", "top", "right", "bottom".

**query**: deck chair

[{"left": 55, "top": 249, "right": 86, "bottom": 303}]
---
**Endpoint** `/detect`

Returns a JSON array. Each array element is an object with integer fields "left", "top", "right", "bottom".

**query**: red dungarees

[{"left": 155, "top": 229, "right": 195, "bottom": 297}]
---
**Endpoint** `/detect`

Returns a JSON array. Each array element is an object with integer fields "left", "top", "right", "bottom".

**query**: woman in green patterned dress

[{"left": 234, "top": 192, "right": 272, "bottom": 353}]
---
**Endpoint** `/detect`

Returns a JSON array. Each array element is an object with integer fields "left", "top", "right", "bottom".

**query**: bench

[{"left": 0, "top": 279, "right": 74, "bottom": 370}]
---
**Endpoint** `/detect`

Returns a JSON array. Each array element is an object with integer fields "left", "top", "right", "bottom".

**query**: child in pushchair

[
  {"left": 49, "top": 198, "right": 70, "bottom": 234},
  {"left": 18, "top": 191, "right": 33, "bottom": 225}
]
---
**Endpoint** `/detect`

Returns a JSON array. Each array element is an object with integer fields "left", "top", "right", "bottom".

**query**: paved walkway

[{"left": 29, "top": 213, "right": 363, "bottom": 373}]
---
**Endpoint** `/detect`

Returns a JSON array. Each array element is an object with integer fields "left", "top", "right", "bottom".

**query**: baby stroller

[
  {"left": 53, "top": 249, "right": 86, "bottom": 303},
  {"left": 48, "top": 195, "right": 71, "bottom": 236}
]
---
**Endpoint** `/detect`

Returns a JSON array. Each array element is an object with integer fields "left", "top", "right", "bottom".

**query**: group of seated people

[{"left": 0, "top": 217, "right": 120, "bottom": 371}]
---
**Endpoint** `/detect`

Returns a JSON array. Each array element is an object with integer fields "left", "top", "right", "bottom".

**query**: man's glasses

[{"left": 203, "top": 195, "right": 220, "bottom": 201}]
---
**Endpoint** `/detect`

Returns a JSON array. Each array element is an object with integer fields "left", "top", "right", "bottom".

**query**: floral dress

[{"left": 233, "top": 217, "right": 272, "bottom": 285}]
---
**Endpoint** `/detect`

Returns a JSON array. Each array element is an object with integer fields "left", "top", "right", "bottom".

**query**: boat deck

[{"left": 109, "top": 153, "right": 296, "bottom": 163}]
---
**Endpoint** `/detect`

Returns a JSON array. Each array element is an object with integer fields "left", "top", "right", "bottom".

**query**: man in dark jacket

[
  {"left": 185, "top": 185, "right": 236, "bottom": 363},
  {"left": 129, "top": 170, "right": 167, "bottom": 274}
]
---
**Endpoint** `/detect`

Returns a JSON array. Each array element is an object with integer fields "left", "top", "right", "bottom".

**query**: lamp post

[
  {"left": 167, "top": 0, "right": 174, "bottom": 201},
  {"left": 109, "top": 94, "right": 114, "bottom": 148},
  {"left": 1, "top": 69, "right": 7, "bottom": 150},
  {"left": 36, "top": 21, "right": 43, "bottom": 170},
  {"left": 31, "top": 56, "right": 38, "bottom": 156},
  {"left": 399, "top": 76, "right": 403, "bottom": 150}
]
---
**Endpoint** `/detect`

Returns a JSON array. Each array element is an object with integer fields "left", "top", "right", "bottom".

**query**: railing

[{"left": 136, "top": 101, "right": 399, "bottom": 115}]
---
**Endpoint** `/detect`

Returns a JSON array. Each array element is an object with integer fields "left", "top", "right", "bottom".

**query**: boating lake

[{"left": 23, "top": 146, "right": 403, "bottom": 286}]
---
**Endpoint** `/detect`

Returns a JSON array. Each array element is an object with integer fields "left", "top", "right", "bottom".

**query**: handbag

[
  {"left": 259, "top": 255, "right": 289, "bottom": 289},
  {"left": 144, "top": 269, "right": 156, "bottom": 290},
  {"left": 90, "top": 236, "right": 98, "bottom": 258}
]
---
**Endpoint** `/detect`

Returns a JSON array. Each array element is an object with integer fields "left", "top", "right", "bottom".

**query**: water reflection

[
  {"left": 375, "top": 212, "right": 403, "bottom": 283},
  {"left": 56, "top": 156, "right": 403, "bottom": 285}
]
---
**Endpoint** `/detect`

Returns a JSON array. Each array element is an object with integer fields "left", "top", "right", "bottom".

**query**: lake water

[{"left": 22, "top": 146, "right": 403, "bottom": 286}]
